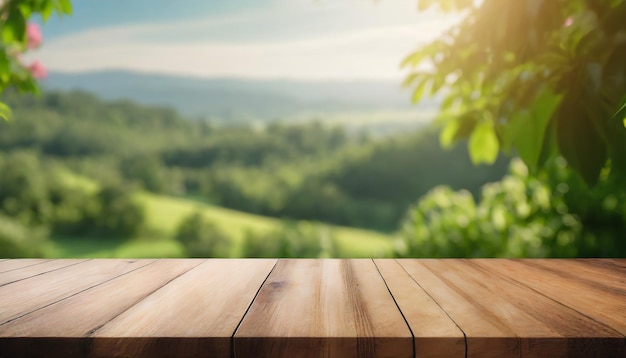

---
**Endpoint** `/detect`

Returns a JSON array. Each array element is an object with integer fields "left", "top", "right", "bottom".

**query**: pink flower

[
  {"left": 26, "top": 23, "right": 42, "bottom": 49},
  {"left": 564, "top": 17, "right": 574, "bottom": 27},
  {"left": 28, "top": 61, "right": 47, "bottom": 79}
]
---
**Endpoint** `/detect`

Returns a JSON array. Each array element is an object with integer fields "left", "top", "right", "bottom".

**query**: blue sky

[{"left": 32, "top": 0, "right": 458, "bottom": 81}]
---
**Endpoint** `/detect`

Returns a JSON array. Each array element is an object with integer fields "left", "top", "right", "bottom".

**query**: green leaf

[
  {"left": 400, "top": 42, "right": 440, "bottom": 68},
  {"left": 16, "top": 76, "right": 39, "bottom": 93},
  {"left": 440, "top": 120, "right": 460, "bottom": 149},
  {"left": 0, "top": 52, "right": 11, "bottom": 74},
  {"left": 504, "top": 89, "right": 562, "bottom": 171},
  {"left": 1, "top": 8, "right": 26, "bottom": 44},
  {"left": 402, "top": 73, "right": 419, "bottom": 87},
  {"left": 469, "top": 118, "right": 499, "bottom": 164},
  {"left": 556, "top": 96, "right": 608, "bottom": 186},
  {"left": 57, "top": 0, "right": 73, "bottom": 14},
  {"left": 401, "top": 51, "right": 426, "bottom": 68},
  {"left": 0, "top": 102, "right": 12, "bottom": 121},
  {"left": 441, "top": 113, "right": 478, "bottom": 149},
  {"left": 17, "top": 3, "right": 32, "bottom": 19},
  {"left": 440, "top": 94, "right": 458, "bottom": 111},
  {"left": 411, "top": 78, "right": 430, "bottom": 103},
  {"left": 430, "top": 73, "right": 446, "bottom": 96},
  {"left": 42, "top": 1, "right": 56, "bottom": 21},
  {"left": 612, "top": 100, "right": 626, "bottom": 126},
  {"left": 536, "top": 118, "right": 558, "bottom": 170},
  {"left": 501, "top": 109, "right": 528, "bottom": 153}
]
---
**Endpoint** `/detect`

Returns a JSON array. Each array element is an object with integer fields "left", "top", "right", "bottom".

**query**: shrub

[
  {"left": 0, "top": 214, "right": 48, "bottom": 258},
  {"left": 175, "top": 211, "right": 232, "bottom": 257},
  {"left": 397, "top": 159, "right": 584, "bottom": 258},
  {"left": 89, "top": 182, "right": 146, "bottom": 238},
  {"left": 241, "top": 221, "right": 337, "bottom": 258}
]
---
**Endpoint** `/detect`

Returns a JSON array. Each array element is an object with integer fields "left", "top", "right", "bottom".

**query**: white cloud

[{"left": 31, "top": 0, "right": 460, "bottom": 80}]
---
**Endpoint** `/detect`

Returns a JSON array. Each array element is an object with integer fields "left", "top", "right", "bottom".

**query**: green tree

[
  {"left": 0, "top": 151, "right": 53, "bottom": 226},
  {"left": 0, "top": 0, "right": 72, "bottom": 118},
  {"left": 175, "top": 211, "right": 232, "bottom": 257},
  {"left": 0, "top": 214, "right": 47, "bottom": 257},
  {"left": 241, "top": 221, "right": 337, "bottom": 258},
  {"left": 119, "top": 154, "right": 168, "bottom": 193},
  {"left": 405, "top": 0, "right": 626, "bottom": 185},
  {"left": 91, "top": 182, "right": 146, "bottom": 238}
]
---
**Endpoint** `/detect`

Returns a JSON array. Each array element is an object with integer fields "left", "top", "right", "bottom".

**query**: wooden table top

[{"left": 0, "top": 259, "right": 624, "bottom": 357}]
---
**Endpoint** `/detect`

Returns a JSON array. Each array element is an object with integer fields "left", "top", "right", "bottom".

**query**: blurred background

[{"left": 1, "top": 0, "right": 625, "bottom": 258}]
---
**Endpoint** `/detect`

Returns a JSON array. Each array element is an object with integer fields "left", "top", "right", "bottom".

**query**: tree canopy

[{"left": 404, "top": 0, "right": 626, "bottom": 185}]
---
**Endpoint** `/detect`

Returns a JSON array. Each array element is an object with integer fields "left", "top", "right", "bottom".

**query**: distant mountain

[{"left": 42, "top": 70, "right": 440, "bottom": 122}]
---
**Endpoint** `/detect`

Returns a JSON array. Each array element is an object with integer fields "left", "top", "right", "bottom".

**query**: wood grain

[
  {"left": 0, "top": 258, "right": 624, "bottom": 358},
  {"left": 374, "top": 259, "right": 465, "bottom": 358},
  {"left": 475, "top": 259, "right": 626, "bottom": 336},
  {"left": 524, "top": 259, "right": 626, "bottom": 293},
  {"left": 0, "top": 259, "right": 201, "bottom": 358},
  {"left": 0, "top": 259, "right": 46, "bottom": 273},
  {"left": 0, "top": 259, "right": 89, "bottom": 287},
  {"left": 575, "top": 258, "right": 626, "bottom": 273},
  {"left": 0, "top": 259, "right": 154, "bottom": 324},
  {"left": 597, "top": 258, "right": 626, "bottom": 269},
  {"left": 91, "top": 259, "right": 276, "bottom": 358},
  {"left": 234, "top": 259, "right": 413, "bottom": 358},
  {"left": 397, "top": 259, "right": 520, "bottom": 357},
  {"left": 422, "top": 259, "right": 624, "bottom": 357}
]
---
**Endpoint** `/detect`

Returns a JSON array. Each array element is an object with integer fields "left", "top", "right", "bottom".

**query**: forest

[
  {"left": 0, "top": 88, "right": 624, "bottom": 258},
  {"left": 0, "top": 89, "right": 505, "bottom": 257}
]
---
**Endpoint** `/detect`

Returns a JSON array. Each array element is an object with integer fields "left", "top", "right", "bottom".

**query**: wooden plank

[
  {"left": 0, "top": 259, "right": 201, "bottom": 358},
  {"left": 374, "top": 259, "right": 465, "bottom": 358},
  {"left": 475, "top": 259, "right": 626, "bottom": 336},
  {"left": 397, "top": 259, "right": 623, "bottom": 357},
  {"left": 0, "top": 259, "right": 154, "bottom": 324},
  {"left": 0, "top": 258, "right": 622, "bottom": 358},
  {"left": 528, "top": 259, "right": 626, "bottom": 290},
  {"left": 0, "top": 259, "right": 89, "bottom": 287},
  {"left": 598, "top": 258, "right": 626, "bottom": 269},
  {"left": 397, "top": 259, "right": 518, "bottom": 357},
  {"left": 91, "top": 259, "right": 276, "bottom": 358},
  {"left": 578, "top": 258, "right": 626, "bottom": 273},
  {"left": 235, "top": 259, "right": 413, "bottom": 358},
  {"left": 422, "top": 260, "right": 624, "bottom": 357},
  {"left": 0, "top": 259, "right": 46, "bottom": 273}
]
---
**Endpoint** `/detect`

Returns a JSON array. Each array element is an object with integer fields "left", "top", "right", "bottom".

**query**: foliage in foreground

[
  {"left": 406, "top": 0, "right": 626, "bottom": 185},
  {"left": 398, "top": 158, "right": 626, "bottom": 258},
  {"left": 0, "top": 0, "right": 71, "bottom": 117}
]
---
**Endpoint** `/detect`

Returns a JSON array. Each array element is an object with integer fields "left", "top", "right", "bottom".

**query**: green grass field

[{"left": 45, "top": 188, "right": 396, "bottom": 258}]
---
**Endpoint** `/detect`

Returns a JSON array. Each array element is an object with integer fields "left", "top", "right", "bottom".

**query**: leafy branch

[
  {"left": 0, "top": 0, "right": 72, "bottom": 120},
  {"left": 405, "top": 0, "right": 626, "bottom": 185}
]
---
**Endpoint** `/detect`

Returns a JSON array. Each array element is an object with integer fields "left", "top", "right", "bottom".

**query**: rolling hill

[
  {"left": 42, "top": 70, "right": 440, "bottom": 128},
  {"left": 45, "top": 191, "right": 396, "bottom": 259}
]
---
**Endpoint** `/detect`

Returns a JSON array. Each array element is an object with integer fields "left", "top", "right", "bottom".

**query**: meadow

[{"left": 44, "top": 191, "right": 396, "bottom": 259}]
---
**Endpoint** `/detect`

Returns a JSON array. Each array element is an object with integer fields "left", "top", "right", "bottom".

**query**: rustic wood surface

[
  {"left": 0, "top": 259, "right": 89, "bottom": 287},
  {"left": 235, "top": 259, "right": 413, "bottom": 358},
  {"left": 0, "top": 258, "right": 623, "bottom": 358}
]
